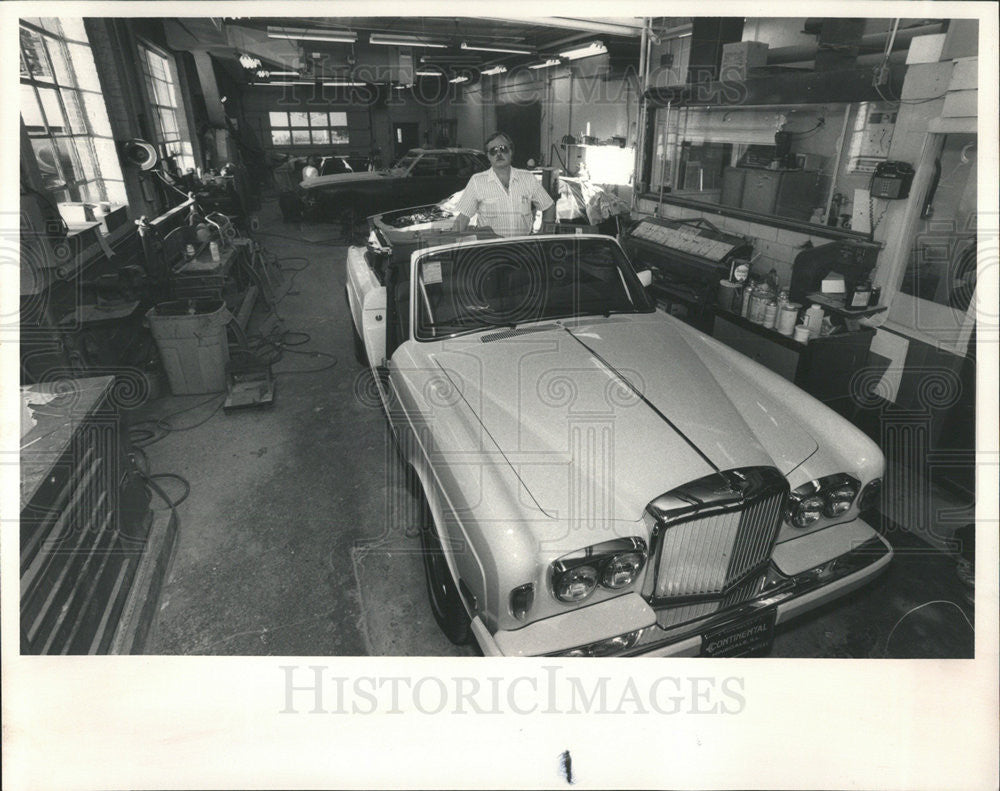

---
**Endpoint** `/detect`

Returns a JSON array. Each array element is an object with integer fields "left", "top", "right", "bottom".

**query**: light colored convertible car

[{"left": 345, "top": 214, "right": 892, "bottom": 657}]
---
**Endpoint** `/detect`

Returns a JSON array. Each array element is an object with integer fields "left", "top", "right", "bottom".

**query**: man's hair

[{"left": 483, "top": 131, "right": 514, "bottom": 152}]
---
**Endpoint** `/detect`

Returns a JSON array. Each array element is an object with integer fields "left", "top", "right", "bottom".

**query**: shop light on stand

[{"left": 266, "top": 26, "right": 358, "bottom": 43}]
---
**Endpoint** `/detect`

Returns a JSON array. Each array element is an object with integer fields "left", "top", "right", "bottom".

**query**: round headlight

[
  {"left": 601, "top": 552, "right": 645, "bottom": 589},
  {"left": 555, "top": 565, "right": 598, "bottom": 603},
  {"left": 824, "top": 484, "right": 858, "bottom": 517},
  {"left": 792, "top": 495, "right": 825, "bottom": 528}
]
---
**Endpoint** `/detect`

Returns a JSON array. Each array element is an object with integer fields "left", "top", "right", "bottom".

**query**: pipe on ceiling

[{"left": 765, "top": 21, "right": 946, "bottom": 64}]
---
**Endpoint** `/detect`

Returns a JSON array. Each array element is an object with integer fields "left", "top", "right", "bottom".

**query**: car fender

[
  {"left": 346, "top": 245, "right": 387, "bottom": 365},
  {"left": 387, "top": 360, "right": 491, "bottom": 623}
]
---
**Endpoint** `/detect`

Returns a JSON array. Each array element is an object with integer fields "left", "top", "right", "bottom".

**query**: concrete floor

[{"left": 137, "top": 198, "right": 975, "bottom": 658}]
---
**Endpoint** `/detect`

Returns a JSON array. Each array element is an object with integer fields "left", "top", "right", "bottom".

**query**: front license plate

[{"left": 700, "top": 607, "right": 776, "bottom": 658}]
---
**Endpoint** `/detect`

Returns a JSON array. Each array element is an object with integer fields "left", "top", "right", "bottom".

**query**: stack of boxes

[{"left": 719, "top": 41, "right": 769, "bottom": 81}]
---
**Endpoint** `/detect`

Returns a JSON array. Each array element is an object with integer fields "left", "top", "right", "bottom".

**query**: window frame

[
  {"left": 19, "top": 18, "right": 125, "bottom": 204},
  {"left": 136, "top": 38, "right": 194, "bottom": 173},
  {"left": 268, "top": 110, "right": 350, "bottom": 147},
  {"left": 878, "top": 131, "right": 980, "bottom": 356}
]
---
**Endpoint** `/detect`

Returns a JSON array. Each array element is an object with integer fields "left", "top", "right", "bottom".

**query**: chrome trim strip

[{"left": 620, "top": 536, "right": 890, "bottom": 656}]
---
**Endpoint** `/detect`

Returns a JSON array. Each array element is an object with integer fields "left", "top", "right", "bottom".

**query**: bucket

[
  {"left": 146, "top": 299, "right": 231, "bottom": 395},
  {"left": 717, "top": 279, "right": 740, "bottom": 313}
]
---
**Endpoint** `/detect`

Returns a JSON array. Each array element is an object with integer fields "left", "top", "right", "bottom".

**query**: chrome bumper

[{"left": 474, "top": 528, "right": 892, "bottom": 658}]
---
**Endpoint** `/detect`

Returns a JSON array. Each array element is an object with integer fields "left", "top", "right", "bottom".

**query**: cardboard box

[
  {"left": 57, "top": 202, "right": 96, "bottom": 224},
  {"left": 942, "top": 89, "right": 977, "bottom": 118},
  {"left": 905, "top": 33, "right": 947, "bottom": 64},
  {"left": 822, "top": 272, "right": 846, "bottom": 294},
  {"left": 949, "top": 57, "right": 978, "bottom": 91},
  {"left": 721, "top": 41, "right": 769, "bottom": 66},
  {"left": 720, "top": 41, "right": 768, "bottom": 80}
]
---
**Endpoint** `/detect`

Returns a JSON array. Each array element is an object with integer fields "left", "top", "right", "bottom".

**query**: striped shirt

[{"left": 454, "top": 167, "right": 554, "bottom": 238}]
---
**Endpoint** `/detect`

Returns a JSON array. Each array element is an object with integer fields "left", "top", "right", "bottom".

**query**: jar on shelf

[{"left": 763, "top": 299, "right": 778, "bottom": 329}]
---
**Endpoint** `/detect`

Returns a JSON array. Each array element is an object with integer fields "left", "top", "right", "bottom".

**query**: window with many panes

[
  {"left": 269, "top": 111, "right": 350, "bottom": 146},
  {"left": 19, "top": 18, "right": 126, "bottom": 204},
  {"left": 137, "top": 42, "right": 194, "bottom": 172}
]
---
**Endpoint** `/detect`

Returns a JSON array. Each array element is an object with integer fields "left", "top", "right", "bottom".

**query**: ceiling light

[
  {"left": 322, "top": 81, "right": 366, "bottom": 87},
  {"left": 461, "top": 42, "right": 533, "bottom": 55},
  {"left": 481, "top": 65, "right": 507, "bottom": 76},
  {"left": 415, "top": 69, "right": 444, "bottom": 77},
  {"left": 448, "top": 75, "right": 470, "bottom": 84},
  {"left": 267, "top": 26, "right": 357, "bottom": 43},
  {"left": 239, "top": 53, "right": 262, "bottom": 69},
  {"left": 529, "top": 58, "right": 562, "bottom": 70},
  {"left": 254, "top": 70, "right": 269, "bottom": 80},
  {"left": 558, "top": 41, "right": 607, "bottom": 60},
  {"left": 369, "top": 33, "right": 447, "bottom": 48},
  {"left": 269, "top": 71, "right": 300, "bottom": 77}
]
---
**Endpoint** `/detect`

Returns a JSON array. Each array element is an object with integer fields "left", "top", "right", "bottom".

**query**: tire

[
  {"left": 352, "top": 318, "right": 368, "bottom": 366},
  {"left": 416, "top": 486, "right": 471, "bottom": 646}
]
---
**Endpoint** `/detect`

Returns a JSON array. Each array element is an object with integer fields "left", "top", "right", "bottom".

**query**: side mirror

[{"left": 637, "top": 269, "right": 653, "bottom": 287}]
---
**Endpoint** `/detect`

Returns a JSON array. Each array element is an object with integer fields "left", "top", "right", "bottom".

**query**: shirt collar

[{"left": 487, "top": 166, "right": 520, "bottom": 186}]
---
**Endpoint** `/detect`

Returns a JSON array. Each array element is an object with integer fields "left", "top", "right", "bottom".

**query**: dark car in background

[{"left": 298, "top": 147, "right": 489, "bottom": 226}]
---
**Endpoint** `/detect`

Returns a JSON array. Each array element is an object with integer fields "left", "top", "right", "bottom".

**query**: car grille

[{"left": 643, "top": 467, "right": 787, "bottom": 605}]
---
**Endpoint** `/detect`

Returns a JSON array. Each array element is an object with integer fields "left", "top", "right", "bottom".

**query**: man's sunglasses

[{"left": 487, "top": 144, "right": 510, "bottom": 156}]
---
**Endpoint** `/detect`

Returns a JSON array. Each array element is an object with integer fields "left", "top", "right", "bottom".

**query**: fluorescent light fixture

[
  {"left": 529, "top": 58, "right": 562, "bottom": 70},
  {"left": 558, "top": 41, "right": 607, "bottom": 60},
  {"left": 415, "top": 69, "right": 444, "bottom": 77},
  {"left": 461, "top": 42, "right": 532, "bottom": 55},
  {"left": 269, "top": 71, "right": 300, "bottom": 77},
  {"left": 369, "top": 33, "right": 447, "bottom": 48},
  {"left": 267, "top": 26, "right": 357, "bottom": 43},
  {"left": 322, "top": 81, "right": 366, "bottom": 87},
  {"left": 255, "top": 70, "right": 269, "bottom": 79},
  {"left": 239, "top": 53, "right": 261, "bottom": 69},
  {"left": 448, "top": 75, "right": 470, "bottom": 84},
  {"left": 481, "top": 65, "right": 507, "bottom": 76}
]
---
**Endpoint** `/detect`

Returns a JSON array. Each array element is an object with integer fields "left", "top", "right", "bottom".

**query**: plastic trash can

[{"left": 146, "top": 299, "right": 231, "bottom": 395}]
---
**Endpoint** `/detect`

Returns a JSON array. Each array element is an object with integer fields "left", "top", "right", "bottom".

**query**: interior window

[{"left": 898, "top": 133, "right": 977, "bottom": 311}]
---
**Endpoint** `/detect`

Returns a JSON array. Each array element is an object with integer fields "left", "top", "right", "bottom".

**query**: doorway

[
  {"left": 494, "top": 103, "right": 542, "bottom": 167},
  {"left": 392, "top": 122, "right": 420, "bottom": 161}
]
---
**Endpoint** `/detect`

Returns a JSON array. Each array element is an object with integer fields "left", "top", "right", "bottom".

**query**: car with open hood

[
  {"left": 300, "top": 147, "right": 488, "bottom": 225},
  {"left": 344, "top": 216, "right": 892, "bottom": 657}
]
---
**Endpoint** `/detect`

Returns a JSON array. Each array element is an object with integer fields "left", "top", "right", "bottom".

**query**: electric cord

[
  {"left": 882, "top": 599, "right": 975, "bottom": 658},
  {"left": 873, "top": 78, "right": 949, "bottom": 106},
  {"left": 144, "top": 472, "right": 192, "bottom": 512},
  {"left": 129, "top": 392, "right": 226, "bottom": 447}
]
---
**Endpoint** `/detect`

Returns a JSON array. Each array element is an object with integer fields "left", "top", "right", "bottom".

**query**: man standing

[
  {"left": 453, "top": 132, "right": 555, "bottom": 237},
  {"left": 300, "top": 155, "right": 321, "bottom": 181}
]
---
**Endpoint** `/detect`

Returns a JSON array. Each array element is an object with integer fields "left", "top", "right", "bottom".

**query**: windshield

[
  {"left": 414, "top": 237, "right": 654, "bottom": 340},
  {"left": 388, "top": 152, "right": 420, "bottom": 174}
]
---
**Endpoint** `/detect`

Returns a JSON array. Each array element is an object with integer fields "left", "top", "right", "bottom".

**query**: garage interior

[{"left": 16, "top": 15, "right": 982, "bottom": 658}]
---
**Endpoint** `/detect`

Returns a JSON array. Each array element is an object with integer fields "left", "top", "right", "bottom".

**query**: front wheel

[
  {"left": 417, "top": 489, "right": 471, "bottom": 646},
  {"left": 351, "top": 318, "right": 368, "bottom": 366}
]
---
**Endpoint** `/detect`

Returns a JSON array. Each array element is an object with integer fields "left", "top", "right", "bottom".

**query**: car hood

[
  {"left": 301, "top": 171, "right": 393, "bottom": 189},
  {"left": 426, "top": 313, "right": 818, "bottom": 521}
]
